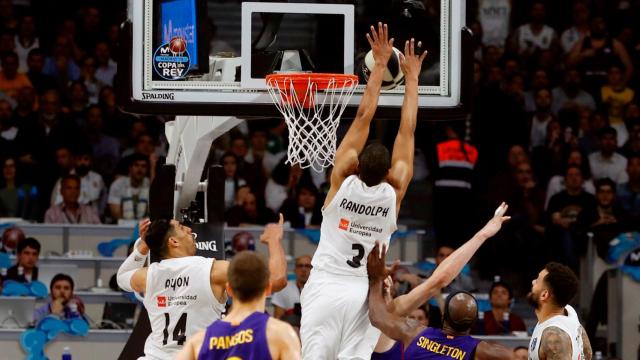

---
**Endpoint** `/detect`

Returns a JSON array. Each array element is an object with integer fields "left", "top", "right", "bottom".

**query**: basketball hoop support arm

[{"left": 165, "top": 115, "right": 242, "bottom": 218}]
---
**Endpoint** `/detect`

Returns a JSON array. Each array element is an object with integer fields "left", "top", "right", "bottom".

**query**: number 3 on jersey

[
  {"left": 347, "top": 244, "right": 365, "bottom": 268},
  {"left": 163, "top": 313, "right": 188, "bottom": 346}
]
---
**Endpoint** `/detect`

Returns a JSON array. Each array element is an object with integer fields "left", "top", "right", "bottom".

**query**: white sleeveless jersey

[
  {"left": 312, "top": 175, "right": 397, "bottom": 277},
  {"left": 142, "top": 256, "right": 226, "bottom": 360},
  {"left": 478, "top": 0, "right": 511, "bottom": 47},
  {"left": 529, "top": 305, "right": 585, "bottom": 360}
]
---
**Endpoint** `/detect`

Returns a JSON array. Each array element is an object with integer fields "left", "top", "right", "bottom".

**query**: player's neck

[
  {"left": 225, "top": 297, "right": 266, "bottom": 322},
  {"left": 536, "top": 304, "right": 565, "bottom": 323}
]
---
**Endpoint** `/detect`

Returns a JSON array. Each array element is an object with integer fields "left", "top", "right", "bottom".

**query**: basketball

[
  {"left": 361, "top": 47, "right": 404, "bottom": 90},
  {"left": 2, "top": 227, "right": 25, "bottom": 252},
  {"left": 169, "top": 37, "right": 187, "bottom": 55}
]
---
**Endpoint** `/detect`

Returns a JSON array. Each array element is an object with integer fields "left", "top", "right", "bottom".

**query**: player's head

[
  {"left": 227, "top": 251, "right": 271, "bottom": 302},
  {"left": 527, "top": 262, "right": 578, "bottom": 310},
  {"left": 358, "top": 143, "right": 391, "bottom": 187},
  {"left": 442, "top": 291, "right": 478, "bottom": 335},
  {"left": 144, "top": 219, "right": 196, "bottom": 259}
]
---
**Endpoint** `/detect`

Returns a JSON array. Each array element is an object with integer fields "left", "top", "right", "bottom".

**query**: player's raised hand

[
  {"left": 137, "top": 218, "right": 151, "bottom": 253},
  {"left": 260, "top": 213, "right": 284, "bottom": 245},
  {"left": 366, "top": 22, "right": 394, "bottom": 66},
  {"left": 478, "top": 202, "right": 511, "bottom": 238},
  {"left": 399, "top": 38, "right": 428, "bottom": 83}
]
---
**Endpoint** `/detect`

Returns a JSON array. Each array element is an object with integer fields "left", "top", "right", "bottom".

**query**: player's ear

[
  {"left": 265, "top": 281, "right": 273, "bottom": 296},
  {"left": 225, "top": 283, "right": 234, "bottom": 298}
]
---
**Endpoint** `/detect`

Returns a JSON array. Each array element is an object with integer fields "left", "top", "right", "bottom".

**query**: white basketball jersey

[
  {"left": 478, "top": 0, "right": 511, "bottom": 47},
  {"left": 142, "top": 256, "right": 226, "bottom": 360},
  {"left": 529, "top": 305, "right": 585, "bottom": 360},
  {"left": 517, "top": 24, "right": 556, "bottom": 51},
  {"left": 312, "top": 175, "right": 397, "bottom": 277}
]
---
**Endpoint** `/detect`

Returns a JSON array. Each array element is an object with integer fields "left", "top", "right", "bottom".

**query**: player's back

[
  {"left": 529, "top": 305, "right": 585, "bottom": 360},
  {"left": 197, "top": 311, "right": 271, "bottom": 360},
  {"left": 143, "top": 256, "right": 226, "bottom": 360},
  {"left": 404, "top": 327, "right": 480, "bottom": 360},
  {"left": 313, "top": 174, "right": 397, "bottom": 277}
]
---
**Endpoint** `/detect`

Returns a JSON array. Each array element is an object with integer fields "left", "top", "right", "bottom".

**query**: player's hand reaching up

[
  {"left": 137, "top": 218, "right": 151, "bottom": 254},
  {"left": 367, "top": 241, "right": 399, "bottom": 284},
  {"left": 478, "top": 202, "right": 511, "bottom": 239},
  {"left": 399, "top": 38, "right": 428, "bottom": 83},
  {"left": 366, "top": 22, "right": 394, "bottom": 66},
  {"left": 260, "top": 213, "right": 284, "bottom": 245}
]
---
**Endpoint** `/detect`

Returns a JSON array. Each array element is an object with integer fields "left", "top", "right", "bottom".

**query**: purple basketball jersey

[
  {"left": 404, "top": 327, "right": 480, "bottom": 360},
  {"left": 197, "top": 312, "right": 272, "bottom": 360},
  {"left": 371, "top": 341, "right": 404, "bottom": 360}
]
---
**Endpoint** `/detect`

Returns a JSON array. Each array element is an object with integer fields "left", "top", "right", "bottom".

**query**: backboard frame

[{"left": 118, "top": 0, "right": 473, "bottom": 121}]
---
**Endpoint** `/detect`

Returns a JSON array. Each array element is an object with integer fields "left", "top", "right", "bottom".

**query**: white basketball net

[{"left": 267, "top": 74, "right": 358, "bottom": 173}]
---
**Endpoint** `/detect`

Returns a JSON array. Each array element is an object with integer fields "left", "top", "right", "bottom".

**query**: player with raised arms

[
  {"left": 299, "top": 22, "right": 427, "bottom": 359},
  {"left": 116, "top": 217, "right": 288, "bottom": 360},
  {"left": 175, "top": 250, "right": 301, "bottom": 360}
]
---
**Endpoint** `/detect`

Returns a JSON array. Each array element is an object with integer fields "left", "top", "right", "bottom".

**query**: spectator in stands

[
  {"left": 271, "top": 255, "right": 311, "bottom": 319},
  {"left": 0, "top": 99, "right": 18, "bottom": 154},
  {"left": 531, "top": 119, "right": 566, "bottom": 185},
  {"left": 529, "top": 88, "right": 553, "bottom": 149},
  {"left": 601, "top": 64, "right": 635, "bottom": 146},
  {"left": 265, "top": 159, "right": 307, "bottom": 213},
  {"left": 507, "top": 2, "right": 558, "bottom": 61},
  {"left": 568, "top": 16, "right": 634, "bottom": 95},
  {"left": 79, "top": 55, "right": 105, "bottom": 104},
  {"left": 588, "top": 126, "right": 628, "bottom": 183},
  {"left": 108, "top": 153, "right": 150, "bottom": 222},
  {"left": 84, "top": 105, "right": 120, "bottom": 182},
  {"left": 226, "top": 190, "right": 277, "bottom": 226},
  {"left": 621, "top": 118, "right": 640, "bottom": 158},
  {"left": 229, "top": 134, "right": 252, "bottom": 180},
  {"left": 545, "top": 149, "right": 595, "bottom": 209},
  {"left": 559, "top": 2, "right": 590, "bottom": 54},
  {"left": 616, "top": 155, "right": 640, "bottom": 226},
  {"left": 244, "top": 126, "right": 283, "bottom": 199},
  {"left": 12, "top": 86, "right": 36, "bottom": 125},
  {"left": 476, "top": 0, "right": 511, "bottom": 49},
  {"left": 0, "top": 156, "right": 38, "bottom": 219},
  {"left": 44, "top": 174, "right": 101, "bottom": 224},
  {"left": 279, "top": 182, "right": 322, "bottom": 229},
  {"left": 220, "top": 152, "right": 247, "bottom": 210},
  {"left": 546, "top": 165, "right": 598, "bottom": 269},
  {"left": 408, "top": 304, "right": 430, "bottom": 327},
  {"left": 25, "top": 48, "right": 56, "bottom": 95},
  {"left": 42, "top": 34, "right": 80, "bottom": 82},
  {"left": 94, "top": 42, "right": 116, "bottom": 87},
  {"left": 0, "top": 51, "right": 32, "bottom": 99},
  {"left": 50, "top": 146, "right": 105, "bottom": 210},
  {"left": 513, "top": 346, "right": 528, "bottom": 360},
  {"left": 523, "top": 69, "right": 550, "bottom": 113},
  {"left": 6, "top": 237, "right": 40, "bottom": 282},
  {"left": 476, "top": 281, "right": 526, "bottom": 335},
  {"left": 33, "top": 273, "right": 86, "bottom": 324},
  {"left": 66, "top": 80, "right": 89, "bottom": 126},
  {"left": 14, "top": 15, "right": 39, "bottom": 73},
  {"left": 551, "top": 68, "right": 596, "bottom": 116}
]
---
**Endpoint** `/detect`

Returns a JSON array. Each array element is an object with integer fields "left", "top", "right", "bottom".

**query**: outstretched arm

[
  {"left": 391, "top": 203, "right": 510, "bottom": 316},
  {"left": 116, "top": 219, "right": 151, "bottom": 293},
  {"left": 325, "top": 23, "right": 394, "bottom": 207},
  {"left": 387, "top": 39, "right": 428, "bottom": 212},
  {"left": 175, "top": 330, "right": 205, "bottom": 360},
  {"left": 474, "top": 342, "right": 513, "bottom": 360},
  {"left": 367, "top": 242, "right": 425, "bottom": 346},
  {"left": 261, "top": 214, "right": 288, "bottom": 292}
]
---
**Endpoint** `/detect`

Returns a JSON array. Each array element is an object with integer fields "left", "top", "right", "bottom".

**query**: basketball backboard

[{"left": 119, "top": 0, "right": 470, "bottom": 119}]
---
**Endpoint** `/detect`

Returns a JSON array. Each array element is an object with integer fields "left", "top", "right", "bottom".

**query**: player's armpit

[
  {"left": 581, "top": 327, "right": 593, "bottom": 360},
  {"left": 539, "top": 326, "right": 573, "bottom": 360},
  {"left": 174, "top": 330, "right": 205, "bottom": 360},
  {"left": 267, "top": 318, "right": 302, "bottom": 360},
  {"left": 129, "top": 267, "right": 148, "bottom": 293},
  {"left": 473, "top": 341, "right": 513, "bottom": 360}
]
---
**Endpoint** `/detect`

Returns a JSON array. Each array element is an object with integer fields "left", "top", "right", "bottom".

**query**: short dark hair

[
  {"left": 598, "top": 126, "right": 617, "bottom": 138},
  {"left": 145, "top": 219, "right": 174, "bottom": 258},
  {"left": 50, "top": 273, "right": 74, "bottom": 291},
  {"left": 0, "top": 51, "right": 18, "bottom": 63},
  {"left": 490, "top": 281, "right": 513, "bottom": 299},
  {"left": 595, "top": 178, "right": 616, "bottom": 192},
  {"left": 358, "top": 143, "right": 391, "bottom": 187},
  {"left": 543, "top": 262, "right": 579, "bottom": 307},
  {"left": 61, "top": 174, "right": 81, "bottom": 187},
  {"left": 228, "top": 251, "right": 270, "bottom": 302},
  {"left": 128, "top": 153, "right": 150, "bottom": 167},
  {"left": 27, "top": 48, "right": 44, "bottom": 59},
  {"left": 17, "top": 237, "right": 40, "bottom": 254}
]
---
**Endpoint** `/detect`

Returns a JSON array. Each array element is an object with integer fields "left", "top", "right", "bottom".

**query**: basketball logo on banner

[{"left": 153, "top": 36, "right": 191, "bottom": 80}]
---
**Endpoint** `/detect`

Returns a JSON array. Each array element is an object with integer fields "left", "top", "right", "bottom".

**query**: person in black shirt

[{"left": 6, "top": 237, "right": 40, "bottom": 283}]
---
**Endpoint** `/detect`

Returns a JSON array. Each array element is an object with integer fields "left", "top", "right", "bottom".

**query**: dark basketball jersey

[
  {"left": 404, "top": 327, "right": 480, "bottom": 360},
  {"left": 197, "top": 311, "right": 272, "bottom": 360},
  {"left": 371, "top": 341, "right": 404, "bottom": 360}
]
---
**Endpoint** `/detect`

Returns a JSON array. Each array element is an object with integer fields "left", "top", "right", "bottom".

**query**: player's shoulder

[{"left": 266, "top": 317, "right": 301, "bottom": 351}]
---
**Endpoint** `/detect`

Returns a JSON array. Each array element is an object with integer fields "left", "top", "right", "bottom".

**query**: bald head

[{"left": 443, "top": 292, "right": 478, "bottom": 334}]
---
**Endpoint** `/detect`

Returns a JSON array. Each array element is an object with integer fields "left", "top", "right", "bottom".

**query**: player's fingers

[
  {"left": 382, "top": 23, "right": 388, "bottom": 42},
  {"left": 278, "top": 213, "right": 284, "bottom": 225},
  {"left": 410, "top": 38, "right": 415, "bottom": 56},
  {"left": 389, "top": 259, "right": 400, "bottom": 275},
  {"left": 420, "top": 50, "right": 428, "bottom": 62},
  {"left": 389, "top": 37, "right": 394, "bottom": 47},
  {"left": 365, "top": 33, "right": 373, "bottom": 47},
  {"left": 404, "top": 40, "right": 409, "bottom": 57},
  {"left": 378, "top": 22, "right": 384, "bottom": 41},
  {"left": 370, "top": 25, "right": 379, "bottom": 42},
  {"left": 501, "top": 216, "right": 511, "bottom": 222}
]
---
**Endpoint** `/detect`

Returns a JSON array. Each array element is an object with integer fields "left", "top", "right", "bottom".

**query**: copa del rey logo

[
  {"left": 339, "top": 218, "right": 350, "bottom": 231},
  {"left": 157, "top": 296, "right": 167, "bottom": 308}
]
